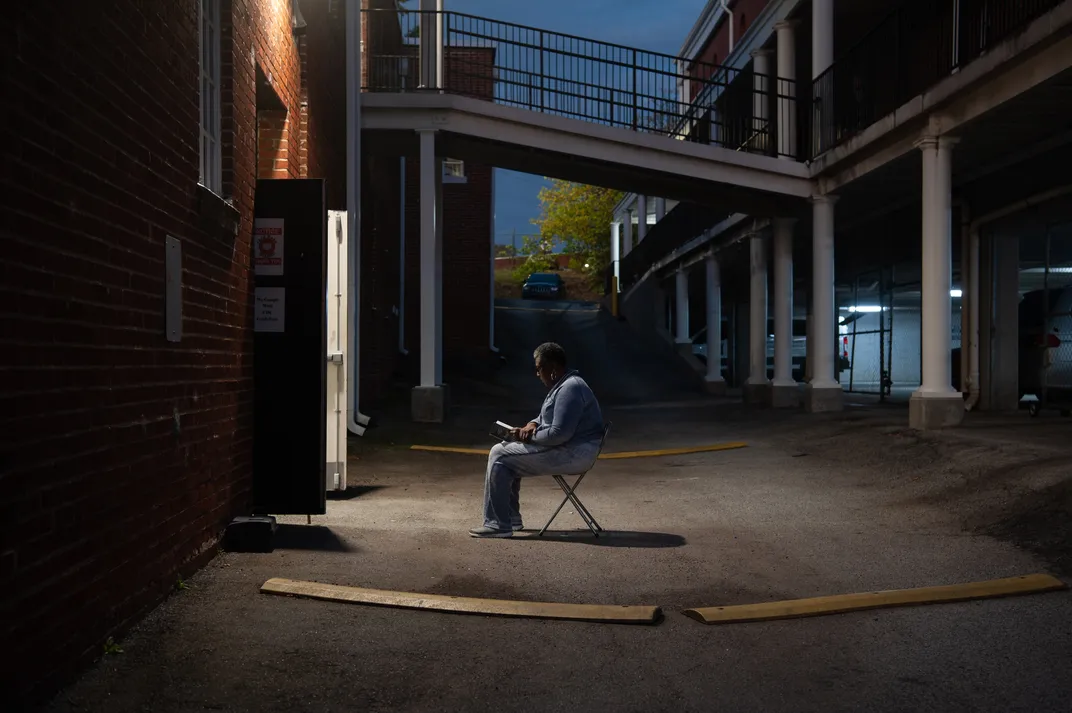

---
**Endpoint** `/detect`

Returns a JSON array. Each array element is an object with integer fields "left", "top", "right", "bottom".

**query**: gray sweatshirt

[{"left": 530, "top": 370, "right": 605, "bottom": 447}]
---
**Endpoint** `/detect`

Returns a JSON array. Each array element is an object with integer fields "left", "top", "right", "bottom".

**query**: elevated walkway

[{"left": 359, "top": 8, "right": 812, "bottom": 218}]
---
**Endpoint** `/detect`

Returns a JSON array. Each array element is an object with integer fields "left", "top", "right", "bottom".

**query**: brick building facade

[
  {"left": 1, "top": 0, "right": 496, "bottom": 704},
  {"left": 0, "top": 0, "right": 347, "bottom": 706}
]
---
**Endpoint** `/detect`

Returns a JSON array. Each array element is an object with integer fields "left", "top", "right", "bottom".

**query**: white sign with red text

[{"left": 253, "top": 218, "right": 285, "bottom": 276}]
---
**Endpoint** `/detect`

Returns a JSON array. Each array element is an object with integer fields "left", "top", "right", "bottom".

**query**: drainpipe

[
  {"left": 964, "top": 183, "right": 1072, "bottom": 411},
  {"left": 719, "top": 0, "right": 735, "bottom": 53},
  {"left": 346, "top": 0, "right": 370, "bottom": 436},
  {"left": 399, "top": 157, "right": 408, "bottom": 356}
]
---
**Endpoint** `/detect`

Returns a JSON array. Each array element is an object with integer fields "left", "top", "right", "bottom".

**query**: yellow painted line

[
  {"left": 410, "top": 445, "right": 488, "bottom": 455},
  {"left": 410, "top": 442, "right": 748, "bottom": 459},
  {"left": 261, "top": 578, "right": 662, "bottom": 624},
  {"left": 598, "top": 442, "right": 748, "bottom": 460},
  {"left": 682, "top": 573, "right": 1068, "bottom": 625}
]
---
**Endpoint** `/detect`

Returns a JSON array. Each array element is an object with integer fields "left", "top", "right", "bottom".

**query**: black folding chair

[{"left": 537, "top": 423, "right": 612, "bottom": 538}]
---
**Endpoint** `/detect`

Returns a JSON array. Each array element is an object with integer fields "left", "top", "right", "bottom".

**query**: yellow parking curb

[
  {"left": 261, "top": 578, "right": 662, "bottom": 624},
  {"left": 682, "top": 573, "right": 1067, "bottom": 625},
  {"left": 410, "top": 442, "right": 748, "bottom": 459}
]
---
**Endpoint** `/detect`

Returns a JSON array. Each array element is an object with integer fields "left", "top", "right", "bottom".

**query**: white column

[
  {"left": 772, "top": 218, "right": 796, "bottom": 388},
  {"left": 812, "top": 0, "right": 834, "bottom": 154},
  {"left": 418, "top": 0, "right": 438, "bottom": 89},
  {"left": 655, "top": 197, "right": 666, "bottom": 222},
  {"left": 637, "top": 195, "right": 648, "bottom": 242},
  {"left": 812, "top": 0, "right": 834, "bottom": 76},
  {"left": 610, "top": 220, "right": 621, "bottom": 291},
  {"left": 418, "top": 129, "right": 442, "bottom": 387},
  {"left": 751, "top": 48, "right": 773, "bottom": 152},
  {"left": 911, "top": 136, "right": 963, "bottom": 428},
  {"left": 622, "top": 209, "right": 634, "bottom": 256},
  {"left": 776, "top": 20, "right": 798, "bottom": 159},
  {"left": 435, "top": 0, "right": 445, "bottom": 90},
  {"left": 705, "top": 253, "right": 726, "bottom": 392},
  {"left": 746, "top": 235, "right": 770, "bottom": 396},
  {"left": 806, "top": 195, "right": 842, "bottom": 411},
  {"left": 674, "top": 267, "right": 689, "bottom": 344}
]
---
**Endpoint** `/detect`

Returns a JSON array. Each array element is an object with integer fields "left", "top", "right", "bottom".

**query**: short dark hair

[{"left": 533, "top": 342, "right": 567, "bottom": 370}]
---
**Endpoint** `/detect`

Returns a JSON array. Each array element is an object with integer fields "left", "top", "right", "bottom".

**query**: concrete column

[
  {"left": 418, "top": 0, "right": 439, "bottom": 89},
  {"left": 812, "top": 0, "right": 834, "bottom": 154},
  {"left": 705, "top": 252, "right": 727, "bottom": 394},
  {"left": 744, "top": 234, "right": 771, "bottom": 404},
  {"left": 752, "top": 48, "right": 773, "bottom": 153},
  {"left": 655, "top": 197, "right": 666, "bottom": 222},
  {"left": 986, "top": 235, "right": 1021, "bottom": 410},
  {"left": 622, "top": 210, "right": 634, "bottom": 256},
  {"left": 771, "top": 218, "right": 798, "bottom": 407},
  {"left": 637, "top": 195, "right": 648, "bottom": 242},
  {"left": 610, "top": 220, "right": 621, "bottom": 291},
  {"left": 812, "top": 0, "right": 834, "bottom": 77},
  {"left": 675, "top": 267, "right": 690, "bottom": 345},
  {"left": 805, "top": 195, "right": 843, "bottom": 412},
  {"left": 435, "top": 0, "right": 445, "bottom": 90},
  {"left": 412, "top": 129, "right": 446, "bottom": 422},
  {"left": 910, "top": 136, "right": 963, "bottom": 429},
  {"left": 775, "top": 20, "right": 798, "bottom": 159}
]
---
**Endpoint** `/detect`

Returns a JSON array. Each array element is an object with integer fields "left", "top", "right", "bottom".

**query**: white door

[{"left": 326, "top": 210, "right": 348, "bottom": 491}]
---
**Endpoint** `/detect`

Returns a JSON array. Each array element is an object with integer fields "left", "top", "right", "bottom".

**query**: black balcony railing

[
  {"left": 811, "top": 0, "right": 1065, "bottom": 159},
  {"left": 361, "top": 9, "right": 803, "bottom": 160}
]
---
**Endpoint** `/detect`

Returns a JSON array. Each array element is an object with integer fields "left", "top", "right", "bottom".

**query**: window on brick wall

[
  {"left": 443, "top": 158, "right": 467, "bottom": 184},
  {"left": 200, "top": 0, "right": 223, "bottom": 195}
]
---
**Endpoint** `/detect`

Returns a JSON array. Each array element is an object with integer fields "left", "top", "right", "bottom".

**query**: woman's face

[{"left": 535, "top": 359, "right": 556, "bottom": 388}]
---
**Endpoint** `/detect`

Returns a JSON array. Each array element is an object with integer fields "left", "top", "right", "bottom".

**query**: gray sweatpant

[{"left": 483, "top": 440, "right": 601, "bottom": 530}]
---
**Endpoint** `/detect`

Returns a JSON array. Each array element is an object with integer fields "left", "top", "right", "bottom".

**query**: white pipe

[
  {"left": 489, "top": 169, "right": 499, "bottom": 353},
  {"left": 719, "top": 0, "right": 735, "bottom": 53},
  {"left": 399, "top": 157, "right": 408, "bottom": 356},
  {"left": 345, "top": 0, "right": 369, "bottom": 436},
  {"left": 963, "top": 183, "right": 1072, "bottom": 411}
]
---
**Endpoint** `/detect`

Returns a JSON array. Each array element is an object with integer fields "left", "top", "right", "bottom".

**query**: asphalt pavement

[{"left": 43, "top": 298, "right": 1072, "bottom": 713}]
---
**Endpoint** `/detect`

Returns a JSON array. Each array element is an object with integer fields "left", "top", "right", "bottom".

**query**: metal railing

[
  {"left": 361, "top": 9, "right": 803, "bottom": 160},
  {"left": 811, "top": 0, "right": 1065, "bottom": 159}
]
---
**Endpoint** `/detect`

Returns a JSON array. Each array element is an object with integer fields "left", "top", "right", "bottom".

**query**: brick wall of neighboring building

[
  {"left": 356, "top": 46, "right": 497, "bottom": 404},
  {"left": 690, "top": 0, "right": 773, "bottom": 100},
  {"left": 0, "top": 0, "right": 345, "bottom": 706}
]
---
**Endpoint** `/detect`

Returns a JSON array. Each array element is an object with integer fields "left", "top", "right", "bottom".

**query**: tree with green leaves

[{"left": 531, "top": 180, "right": 624, "bottom": 286}]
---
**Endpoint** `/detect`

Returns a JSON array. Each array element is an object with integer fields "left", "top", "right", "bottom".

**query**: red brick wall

[
  {"left": 355, "top": 45, "right": 497, "bottom": 404},
  {"left": 258, "top": 110, "right": 291, "bottom": 179},
  {"left": 690, "top": 0, "right": 773, "bottom": 100},
  {"left": 0, "top": 0, "right": 344, "bottom": 705}
]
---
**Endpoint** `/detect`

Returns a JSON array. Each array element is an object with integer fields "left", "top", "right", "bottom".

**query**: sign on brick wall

[{"left": 254, "top": 218, "right": 285, "bottom": 275}]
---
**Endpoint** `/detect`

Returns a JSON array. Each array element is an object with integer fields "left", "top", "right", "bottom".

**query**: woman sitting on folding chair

[{"left": 470, "top": 342, "right": 606, "bottom": 538}]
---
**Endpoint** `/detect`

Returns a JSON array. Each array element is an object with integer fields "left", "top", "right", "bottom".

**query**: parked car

[
  {"left": 521, "top": 272, "right": 566, "bottom": 300},
  {"left": 1019, "top": 286, "right": 1072, "bottom": 414},
  {"left": 691, "top": 323, "right": 806, "bottom": 381}
]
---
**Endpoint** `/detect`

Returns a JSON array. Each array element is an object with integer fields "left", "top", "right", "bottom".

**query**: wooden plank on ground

[
  {"left": 682, "top": 573, "right": 1068, "bottom": 625},
  {"left": 409, "top": 442, "right": 749, "bottom": 459},
  {"left": 261, "top": 578, "right": 663, "bottom": 624}
]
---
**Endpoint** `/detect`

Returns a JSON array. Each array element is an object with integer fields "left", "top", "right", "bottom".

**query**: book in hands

[{"left": 490, "top": 420, "right": 515, "bottom": 442}]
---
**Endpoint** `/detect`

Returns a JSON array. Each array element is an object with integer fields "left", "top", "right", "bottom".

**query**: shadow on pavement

[
  {"left": 273, "top": 524, "right": 355, "bottom": 553},
  {"left": 515, "top": 531, "right": 686, "bottom": 548},
  {"left": 327, "top": 485, "right": 387, "bottom": 501}
]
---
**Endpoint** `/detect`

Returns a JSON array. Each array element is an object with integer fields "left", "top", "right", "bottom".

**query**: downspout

[
  {"left": 964, "top": 183, "right": 1072, "bottom": 411},
  {"left": 719, "top": 0, "right": 735, "bottom": 53},
  {"left": 346, "top": 0, "right": 370, "bottom": 436},
  {"left": 399, "top": 157, "right": 408, "bottom": 356}
]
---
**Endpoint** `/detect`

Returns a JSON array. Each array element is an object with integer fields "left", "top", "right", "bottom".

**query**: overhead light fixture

[
  {"left": 843, "top": 305, "right": 883, "bottom": 313},
  {"left": 950, "top": 289, "right": 963, "bottom": 298}
]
